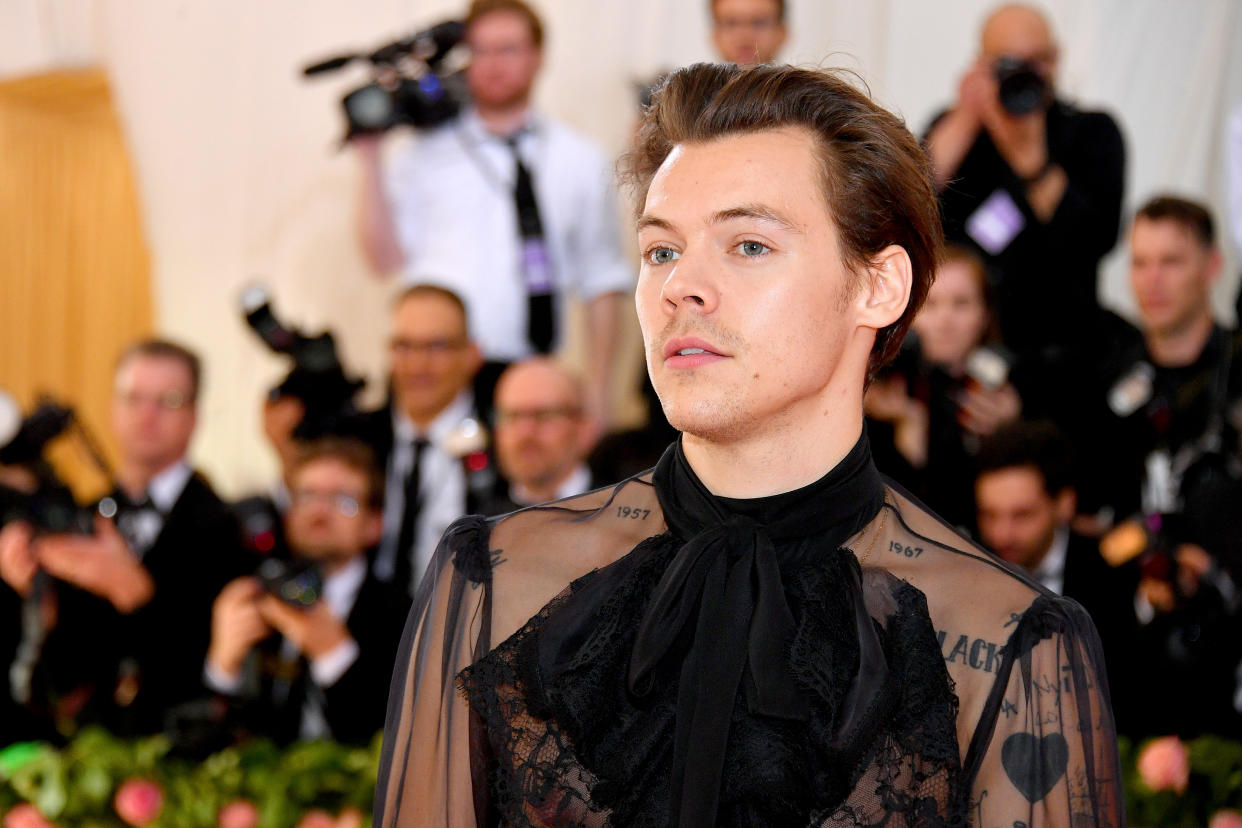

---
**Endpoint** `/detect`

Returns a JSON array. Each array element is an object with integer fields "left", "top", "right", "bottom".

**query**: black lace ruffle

[{"left": 457, "top": 530, "right": 966, "bottom": 826}]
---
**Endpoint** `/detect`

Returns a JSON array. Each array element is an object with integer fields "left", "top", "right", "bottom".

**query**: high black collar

[{"left": 654, "top": 428, "right": 886, "bottom": 549}]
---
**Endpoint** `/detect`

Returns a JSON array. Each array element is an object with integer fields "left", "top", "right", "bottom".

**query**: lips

[{"left": 662, "top": 336, "right": 729, "bottom": 369}]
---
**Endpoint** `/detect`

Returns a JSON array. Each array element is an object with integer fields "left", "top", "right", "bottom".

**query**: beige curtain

[{"left": 0, "top": 69, "right": 151, "bottom": 498}]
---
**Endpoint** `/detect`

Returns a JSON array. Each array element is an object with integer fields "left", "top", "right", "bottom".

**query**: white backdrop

[{"left": 2, "top": 0, "right": 1239, "bottom": 495}]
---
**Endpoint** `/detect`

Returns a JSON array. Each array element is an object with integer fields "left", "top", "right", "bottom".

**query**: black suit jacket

[
  {"left": 1059, "top": 532, "right": 1139, "bottom": 732},
  {"left": 42, "top": 472, "right": 249, "bottom": 736},
  {"left": 226, "top": 569, "right": 411, "bottom": 745}
]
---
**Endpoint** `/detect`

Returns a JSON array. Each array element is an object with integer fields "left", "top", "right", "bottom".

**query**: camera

[
  {"left": 993, "top": 57, "right": 1052, "bottom": 116},
  {"left": 303, "top": 21, "right": 468, "bottom": 138},
  {"left": 0, "top": 391, "right": 109, "bottom": 535},
  {"left": 256, "top": 557, "right": 323, "bottom": 609},
  {"left": 240, "top": 285, "right": 366, "bottom": 441}
]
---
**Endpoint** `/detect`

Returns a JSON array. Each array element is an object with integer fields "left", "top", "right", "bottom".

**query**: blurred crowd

[{"left": 1, "top": 0, "right": 1241, "bottom": 754}]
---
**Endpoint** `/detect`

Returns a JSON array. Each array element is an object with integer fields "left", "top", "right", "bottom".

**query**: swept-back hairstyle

[{"left": 620, "top": 62, "right": 943, "bottom": 380}]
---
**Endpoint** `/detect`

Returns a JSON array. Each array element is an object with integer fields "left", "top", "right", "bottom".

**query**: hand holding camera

[{"left": 33, "top": 515, "right": 155, "bottom": 613}]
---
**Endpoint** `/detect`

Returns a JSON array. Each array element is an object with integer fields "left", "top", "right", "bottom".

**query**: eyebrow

[{"left": 636, "top": 204, "right": 803, "bottom": 235}]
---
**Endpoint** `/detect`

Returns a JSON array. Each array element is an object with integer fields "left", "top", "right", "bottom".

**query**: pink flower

[
  {"left": 1210, "top": 811, "right": 1242, "bottom": 828},
  {"left": 1137, "top": 735, "right": 1190, "bottom": 793},
  {"left": 113, "top": 778, "right": 164, "bottom": 827},
  {"left": 218, "top": 800, "right": 260, "bottom": 828},
  {"left": 3, "top": 804, "right": 56, "bottom": 828},
  {"left": 335, "top": 808, "right": 364, "bottom": 828},
  {"left": 294, "top": 811, "right": 337, "bottom": 828}
]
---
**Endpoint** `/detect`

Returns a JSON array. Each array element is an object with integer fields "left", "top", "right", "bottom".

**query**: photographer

[
  {"left": 204, "top": 438, "right": 410, "bottom": 745},
  {"left": 925, "top": 4, "right": 1125, "bottom": 366},
  {"left": 0, "top": 340, "right": 248, "bottom": 736},
  {"left": 352, "top": 0, "right": 631, "bottom": 437},
  {"left": 1084, "top": 196, "right": 1242, "bottom": 737}
]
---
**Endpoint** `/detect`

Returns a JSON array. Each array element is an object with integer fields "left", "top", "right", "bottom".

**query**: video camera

[
  {"left": 0, "top": 390, "right": 110, "bottom": 535},
  {"left": 240, "top": 285, "right": 366, "bottom": 442},
  {"left": 302, "top": 20, "right": 468, "bottom": 139},
  {"left": 993, "top": 57, "right": 1052, "bottom": 116}
]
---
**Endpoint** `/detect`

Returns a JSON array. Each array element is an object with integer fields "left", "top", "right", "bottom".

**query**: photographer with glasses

[
  {"left": 0, "top": 340, "right": 248, "bottom": 737},
  {"left": 204, "top": 438, "right": 410, "bottom": 745}
]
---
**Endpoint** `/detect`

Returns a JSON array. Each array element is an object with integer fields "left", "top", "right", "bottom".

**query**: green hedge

[
  {"left": 2, "top": 730, "right": 1241, "bottom": 826},
  {"left": 0, "top": 728, "right": 378, "bottom": 827}
]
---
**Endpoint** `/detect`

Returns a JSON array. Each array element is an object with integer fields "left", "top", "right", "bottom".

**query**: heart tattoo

[{"left": 1001, "top": 732, "right": 1069, "bottom": 802}]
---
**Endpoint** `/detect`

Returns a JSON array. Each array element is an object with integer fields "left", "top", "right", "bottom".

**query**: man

[
  {"left": 1088, "top": 196, "right": 1242, "bottom": 566},
  {"left": 205, "top": 438, "right": 410, "bottom": 745},
  {"left": 359, "top": 285, "right": 489, "bottom": 596},
  {"left": 353, "top": 0, "right": 631, "bottom": 435},
  {"left": 710, "top": 0, "right": 787, "bottom": 65},
  {"left": 0, "top": 340, "right": 247, "bottom": 735},
  {"left": 925, "top": 4, "right": 1124, "bottom": 366},
  {"left": 376, "top": 63, "right": 1120, "bottom": 826},
  {"left": 486, "top": 357, "right": 593, "bottom": 512},
  {"left": 974, "top": 420, "right": 1138, "bottom": 728}
]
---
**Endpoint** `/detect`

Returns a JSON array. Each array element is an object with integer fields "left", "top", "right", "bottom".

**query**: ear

[
  {"left": 362, "top": 511, "right": 384, "bottom": 548},
  {"left": 855, "top": 245, "right": 913, "bottom": 333},
  {"left": 1053, "top": 487, "right": 1077, "bottom": 524},
  {"left": 466, "top": 343, "right": 484, "bottom": 376},
  {"left": 1207, "top": 246, "right": 1223, "bottom": 285}
]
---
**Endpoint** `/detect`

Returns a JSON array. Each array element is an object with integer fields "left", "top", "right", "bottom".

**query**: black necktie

[
  {"left": 393, "top": 437, "right": 430, "bottom": 592},
  {"left": 508, "top": 136, "right": 555, "bottom": 353},
  {"left": 115, "top": 491, "right": 160, "bottom": 558}
]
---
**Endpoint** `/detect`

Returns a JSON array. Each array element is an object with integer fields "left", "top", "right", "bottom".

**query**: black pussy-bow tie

[{"left": 631, "top": 432, "right": 886, "bottom": 827}]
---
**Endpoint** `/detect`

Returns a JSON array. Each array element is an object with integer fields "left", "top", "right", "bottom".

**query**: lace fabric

[{"left": 376, "top": 440, "right": 1123, "bottom": 827}]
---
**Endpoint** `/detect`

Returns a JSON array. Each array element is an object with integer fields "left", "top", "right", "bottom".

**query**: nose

[{"left": 659, "top": 251, "right": 719, "bottom": 317}]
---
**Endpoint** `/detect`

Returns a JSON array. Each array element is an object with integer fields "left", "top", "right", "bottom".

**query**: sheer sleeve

[
  {"left": 966, "top": 596, "right": 1123, "bottom": 827},
  {"left": 375, "top": 516, "right": 494, "bottom": 827}
]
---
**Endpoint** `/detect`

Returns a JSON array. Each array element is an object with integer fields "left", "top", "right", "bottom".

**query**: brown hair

[
  {"left": 290, "top": 437, "right": 385, "bottom": 511},
  {"left": 1135, "top": 195, "right": 1215, "bottom": 249},
  {"left": 466, "top": 0, "right": 544, "bottom": 48},
  {"left": 393, "top": 283, "right": 471, "bottom": 332},
  {"left": 115, "top": 339, "right": 202, "bottom": 403},
  {"left": 940, "top": 242, "right": 1001, "bottom": 346},
  {"left": 621, "top": 63, "right": 943, "bottom": 380}
]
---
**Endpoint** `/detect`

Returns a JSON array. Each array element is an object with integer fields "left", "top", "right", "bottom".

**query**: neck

[
  {"left": 319, "top": 554, "right": 358, "bottom": 577},
  {"left": 399, "top": 397, "right": 454, "bottom": 431},
  {"left": 476, "top": 101, "right": 531, "bottom": 136},
  {"left": 681, "top": 374, "right": 865, "bottom": 499},
  {"left": 1146, "top": 312, "right": 1214, "bottom": 367},
  {"left": 116, "top": 457, "right": 179, "bottom": 500},
  {"left": 514, "top": 465, "right": 576, "bottom": 504}
]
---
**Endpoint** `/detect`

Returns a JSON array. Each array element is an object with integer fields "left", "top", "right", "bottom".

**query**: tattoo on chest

[
  {"left": 615, "top": 506, "right": 651, "bottom": 520},
  {"left": 936, "top": 630, "right": 1002, "bottom": 674}
]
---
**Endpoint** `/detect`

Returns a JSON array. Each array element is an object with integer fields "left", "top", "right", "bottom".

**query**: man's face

[
  {"left": 286, "top": 458, "right": 381, "bottom": 565},
  {"left": 494, "top": 361, "right": 585, "bottom": 493},
  {"left": 635, "top": 127, "right": 859, "bottom": 445},
  {"left": 711, "top": 0, "right": 786, "bottom": 65},
  {"left": 1130, "top": 217, "right": 1218, "bottom": 340},
  {"left": 111, "top": 355, "right": 197, "bottom": 471},
  {"left": 465, "top": 10, "right": 542, "bottom": 111},
  {"left": 975, "top": 466, "right": 1071, "bottom": 572},
  {"left": 980, "top": 6, "right": 1058, "bottom": 84},
  {"left": 388, "top": 293, "right": 481, "bottom": 425},
  {"left": 911, "top": 258, "right": 988, "bottom": 369}
]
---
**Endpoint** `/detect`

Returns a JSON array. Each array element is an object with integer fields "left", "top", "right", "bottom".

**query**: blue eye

[
  {"left": 647, "top": 247, "right": 681, "bottom": 265},
  {"left": 738, "top": 241, "right": 770, "bottom": 257}
]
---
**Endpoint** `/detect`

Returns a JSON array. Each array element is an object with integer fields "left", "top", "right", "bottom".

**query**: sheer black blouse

[{"left": 376, "top": 435, "right": 1122, "bottom": 827}]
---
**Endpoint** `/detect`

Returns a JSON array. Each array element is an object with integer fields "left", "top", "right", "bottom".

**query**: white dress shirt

[
  {"left": 116, "top": 460, "right": 192, "bottom": 557},
  {"left": 384, "top": 107, "right": 633, "bottom": 362},
  {"left": 377, "top": 392, "right": 476, "bottom": 593}
]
